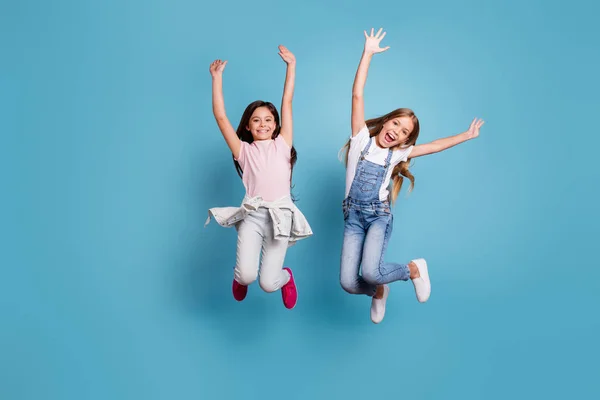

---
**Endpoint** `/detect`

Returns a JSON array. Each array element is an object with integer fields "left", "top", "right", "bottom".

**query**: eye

[{"left": 393, "top": 121, "right": 398, "bottom": 126}]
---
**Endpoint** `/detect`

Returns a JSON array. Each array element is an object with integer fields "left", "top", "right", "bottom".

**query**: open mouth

[
  {"left": 256, "top": 129, "right": 270, "bottom": 135},
  {"left": 384, "top": 131, "right": 397, "bottom": 144}
]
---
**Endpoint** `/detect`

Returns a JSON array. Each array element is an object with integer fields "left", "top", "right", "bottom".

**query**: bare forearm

[
  {"left": 212, "top": 76, "right": 227, "bottom": 120},
  {"left": 352, "top": 51, "right": 373, "bottom": 97},
  {"left": 280, "top": 63, "right": 295, "bottom": 144},
  {"left": 430, "top": 132, "right": 471, "bottom": 152},
  {"left": 282, "top": 64, "right": 295, "bottom": 105}
]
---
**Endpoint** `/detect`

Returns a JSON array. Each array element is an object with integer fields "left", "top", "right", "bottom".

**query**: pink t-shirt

[{"left": 235, "top": 135, "right": 291, "bottom": 202}]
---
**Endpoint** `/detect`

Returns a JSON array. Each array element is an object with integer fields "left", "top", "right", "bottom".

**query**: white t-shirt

[{"left": 345, "top": 125, "right": 414, "bottom": 201}]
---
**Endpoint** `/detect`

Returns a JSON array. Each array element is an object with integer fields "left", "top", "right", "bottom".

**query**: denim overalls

[{"left": 340, "top": 137, "right": 410, "bottom": 295}]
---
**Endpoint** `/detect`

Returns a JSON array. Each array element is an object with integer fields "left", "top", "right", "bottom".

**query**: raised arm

[
  {"left": 210, "top": 59, "right": 241, "bottom": 159},
  {"left": 351, "top": 28, "right": 390, "bottom": 136},
  {"left": 410, "top": 118, "right": 485, "bottom": 158},
  {"left": 278, "top": 45, "right": 296, "bottom": 147}
]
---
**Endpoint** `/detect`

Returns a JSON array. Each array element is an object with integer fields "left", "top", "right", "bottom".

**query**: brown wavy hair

[
  {"left": 341, "top": 108, "right": 420, "bottom": 204},
  {"left": 233, "top": 100, "right": 298, "bottom": 195}
]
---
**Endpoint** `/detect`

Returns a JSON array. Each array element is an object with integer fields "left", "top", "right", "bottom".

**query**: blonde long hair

[{"left": 340, "top": 108, "right": 420, "bottom": 204}]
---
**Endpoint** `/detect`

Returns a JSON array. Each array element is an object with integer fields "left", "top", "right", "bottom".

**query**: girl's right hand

[
  {"left": 209, "top": 59, "right": 227, "bottom": 77},
  {"left": 364, "top": 28, "right": 390, "bottom": 55}
]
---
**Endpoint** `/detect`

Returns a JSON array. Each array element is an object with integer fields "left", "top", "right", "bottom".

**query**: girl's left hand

[
  {"left": 278, "top": 45, "right": 296, "bottom": 65},
  {"left": 466, "top": 118, "right": 485, "bottom": 139}
]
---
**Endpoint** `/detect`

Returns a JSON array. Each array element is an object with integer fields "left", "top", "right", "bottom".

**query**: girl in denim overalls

[
  {"left": 341, "top": 28, "right": 485, "bottom": 323},
  {"left": 206, "top": 46, "right": 312, "bottom": 310}
]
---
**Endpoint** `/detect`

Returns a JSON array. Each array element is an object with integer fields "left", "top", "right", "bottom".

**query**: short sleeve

[
  {"left": 274, "top": 135, "right": 291, "bottom": 160},
  {"left": 349, "top": 125, "right": 370, "bottom": 151},
  {"left": 392, "top": 145, "right": 414, "bottom": 165},
  {"left": 235, "top": 141, "right": 249, "bottom": 169},
  {"left": 351, "top": 125, "right": 369, "bottom": 141},
  {"left": 274, "top": 134, "right": 291, "bottom": 149}
]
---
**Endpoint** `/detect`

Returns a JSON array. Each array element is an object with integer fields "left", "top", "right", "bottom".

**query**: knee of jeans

[
  {"left": 340, "top": 276, "right": 360, "bottom": 294},
  {"left": 235, "top": 267, "right": 258, "bottom": 286},
  {"left": 362, "top": 266, "right": 383, "bottom": 286},
  {"left": 258, "top": 276, "right": 280, "bottom": 293}
]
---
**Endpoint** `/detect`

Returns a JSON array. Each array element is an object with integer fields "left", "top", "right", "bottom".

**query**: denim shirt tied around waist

[{"left": 205, "top": 195, "right": 313, "bottom": 247}]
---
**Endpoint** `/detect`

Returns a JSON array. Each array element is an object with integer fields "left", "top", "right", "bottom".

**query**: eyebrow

[{"left": 395, "top": 119, "right": 410, "bottom": 132}]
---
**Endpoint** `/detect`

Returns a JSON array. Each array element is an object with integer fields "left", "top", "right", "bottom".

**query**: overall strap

[
  {"left": 383, "top": 147, "right": 393, "bottom": 171},
  {"left": 359, "top": 136, "right": 373, "bottom": 160}
]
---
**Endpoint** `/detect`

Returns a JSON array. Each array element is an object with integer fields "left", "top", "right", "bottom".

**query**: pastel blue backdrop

[{"left": 2, "top": 0, "right": 599, "bottom": 399}]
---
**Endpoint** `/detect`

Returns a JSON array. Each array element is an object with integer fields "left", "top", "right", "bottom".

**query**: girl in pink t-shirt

[{"left": 208, "top": 45, "right": 312, "bottom": 309}]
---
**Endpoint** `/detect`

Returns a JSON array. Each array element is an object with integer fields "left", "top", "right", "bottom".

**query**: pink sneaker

[
  {"left": 232, "top": 279, "right": 248, "bottom": 302},
  {"left": 281, "top": 267, "right": 297, "bottom": 309}
]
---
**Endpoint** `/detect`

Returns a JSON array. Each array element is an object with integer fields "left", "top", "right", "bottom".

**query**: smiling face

[
  {"left": 246, "top": 106, "right": 277, "bottom": 141},
  {"left": 376, "top": 116, "right": 415, "bottom": 148}
]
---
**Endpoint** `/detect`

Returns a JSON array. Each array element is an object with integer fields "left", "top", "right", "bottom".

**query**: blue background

[{"left": 2, "top": 0, "right": 599, "bottom": 399}]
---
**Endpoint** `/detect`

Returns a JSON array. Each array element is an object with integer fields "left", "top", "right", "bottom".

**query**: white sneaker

[
  {"left": 411, "top": 258, "right": 431, "bottom": 303},
  {"left": 370, "top": 285, "right": 390, "bottom": 324}
]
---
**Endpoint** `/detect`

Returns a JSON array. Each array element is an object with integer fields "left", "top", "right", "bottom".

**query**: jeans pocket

[
  {"left": 375, "top": 207, "right": 391, "bottom": 217},
  {"left": 360, "top": 182, "right": 377, "bottom": 193}
]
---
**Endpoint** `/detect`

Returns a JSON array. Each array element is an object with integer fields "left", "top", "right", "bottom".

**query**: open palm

[
  {"left": 364, "top": 28, "right": 390, "bottom": 54},
  {"left": 466, "top": 118, "right": 485, "bottom": 139},
  {"left": 278, "top": 45, "right": 296, "bottom": 65}
]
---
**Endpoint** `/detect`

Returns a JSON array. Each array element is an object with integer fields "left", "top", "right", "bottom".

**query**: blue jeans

[{"left": 340, "top": 198, "right": 410, "bottom": 296}]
